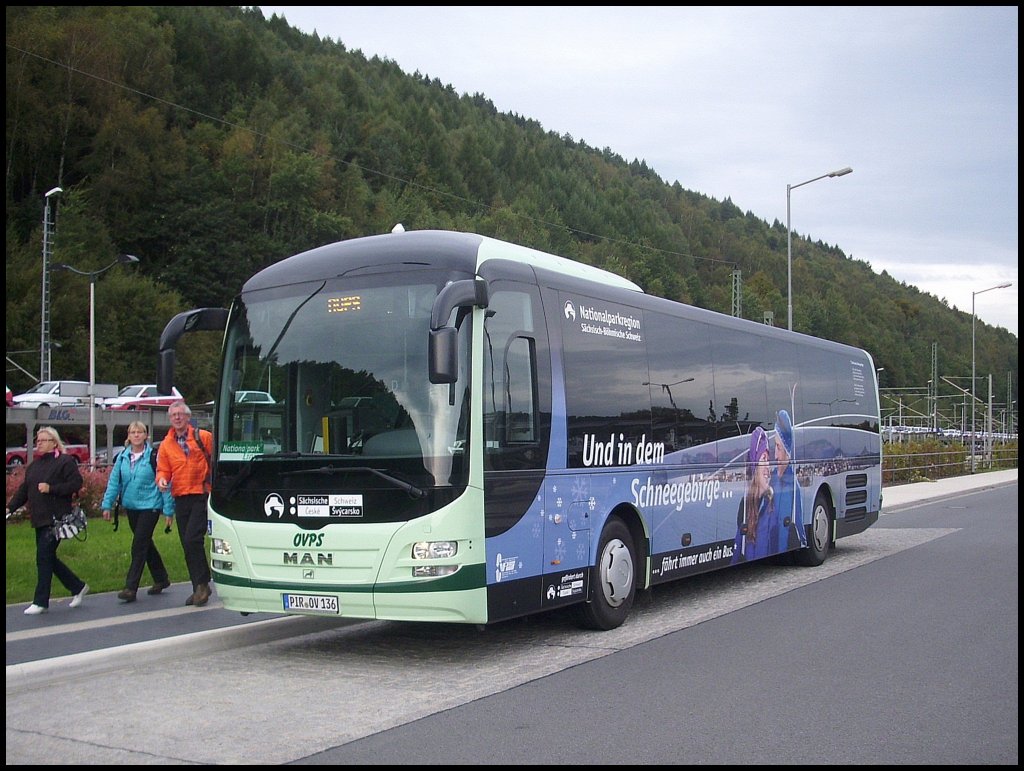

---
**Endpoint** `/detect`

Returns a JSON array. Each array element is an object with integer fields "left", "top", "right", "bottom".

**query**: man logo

[
  {"left": 264, "top": 493, "right": 285, "bottom": 518},
  {"left": 563, "top": 301, "right": 576, "bottom": 321},
  {"left": 303, "top": 569, "right": 314, "bottom": 579}
]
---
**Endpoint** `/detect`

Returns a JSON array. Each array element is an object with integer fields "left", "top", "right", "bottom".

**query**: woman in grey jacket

[{"left": 100, "top": 421, "right": 175, "bottom": 602}]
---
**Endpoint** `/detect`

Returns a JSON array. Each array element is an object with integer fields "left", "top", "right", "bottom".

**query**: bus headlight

[
  {"left": 411, "top": 540, "right": 458, "bottom": 577},
  {"left": 211, "top": 538, "right": 234, "bottom": 571},
  {"left": 412, "top": 540, "right": 458, "bottom": 560}
]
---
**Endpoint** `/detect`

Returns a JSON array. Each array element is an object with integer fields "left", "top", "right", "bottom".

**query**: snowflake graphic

[
  {"left": 571, "top": 475, "right": 589, "bottom": 501},
  {"left": 553, "top": 538, "right": 567, "bottom": 562},
  {"left": 577, "top": 542, "right": 588, "bottom": 560},
  {"left": 588, "top": 496, "right": 597, "bottom": 510}
]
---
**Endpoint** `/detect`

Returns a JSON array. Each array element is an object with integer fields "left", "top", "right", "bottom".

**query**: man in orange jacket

[{"left": 157, "top": 401, "right": 214, "bottom": 607}]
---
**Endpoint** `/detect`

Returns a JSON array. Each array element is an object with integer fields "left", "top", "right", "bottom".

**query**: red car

[
  {"left": 5, "top": 385, "right": 12, "bottom": 408},
  {"left": 102, "top": 384, "right": 183, "bottom": 411}
]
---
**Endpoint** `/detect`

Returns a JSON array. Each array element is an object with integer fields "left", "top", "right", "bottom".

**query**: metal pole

[
  {"left": 987, "top": 374, "right": 993, "bottom": 467},
  {"left": 89, "top": 275, "right": 97, "bottom": 471},
  {"left": 785, "top": 167, "right": 852, "bottom": 331},
  {"left": 786, "top": 184, "right": 792, "bottom": 331}
]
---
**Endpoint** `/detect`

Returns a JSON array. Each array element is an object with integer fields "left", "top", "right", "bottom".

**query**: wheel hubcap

[{"left": 599, "top": 538, "right": 633, "bottom": 607}]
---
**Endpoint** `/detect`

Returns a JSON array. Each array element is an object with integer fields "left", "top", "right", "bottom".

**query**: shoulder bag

[{"left": 54, "top": 499, "right": 88, "bottom": 542}]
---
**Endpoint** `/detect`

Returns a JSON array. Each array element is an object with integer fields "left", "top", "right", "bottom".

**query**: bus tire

[
  {"left": 576, "top": 517, "right": 635, "bottom": 631},
  {"left": 793, "top": 491, "right": 832, "bottom": 567}
]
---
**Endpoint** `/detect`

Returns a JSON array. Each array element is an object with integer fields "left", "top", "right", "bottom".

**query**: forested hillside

[{"left": 5, "top": 6, "right": 1017, "bottom": 408}]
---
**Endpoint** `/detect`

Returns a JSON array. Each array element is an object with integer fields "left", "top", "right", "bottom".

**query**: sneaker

[
  {"left": 147, "top": 579, "right": 171, "bottom": 596},
  {"left": 117, "top": 588, "right": 137, "bottom": 603},
  {"left": 69, "top": 583, "right": 90, "bottom": 608},
  {"left": 24, "top": 604, "right": 48, "bottom": 615}
]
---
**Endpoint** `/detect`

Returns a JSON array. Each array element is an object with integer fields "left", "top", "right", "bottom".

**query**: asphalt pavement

[{"left": 6, "top": 468, "right": 1018, "bottom": 683}]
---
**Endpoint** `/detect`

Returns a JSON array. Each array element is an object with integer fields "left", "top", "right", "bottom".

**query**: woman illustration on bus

[
  {"left": 772, "top": 409, "right": 807, "bottom": 550},
  {"left": 732, "top": 426, "right": 777, "bottom": 563}
]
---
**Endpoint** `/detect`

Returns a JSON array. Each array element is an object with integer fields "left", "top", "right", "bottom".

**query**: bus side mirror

[
  {"left": 429, "top": 328, "right": 459, "bottom": 384},
  {"left": 157, "top": 307, "right": 229, "bottom": 395},
  {"left": 428, "top": 278, "right": 488, "bottom": 385}
]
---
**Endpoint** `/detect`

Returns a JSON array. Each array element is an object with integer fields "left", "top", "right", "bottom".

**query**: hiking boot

[
  {"left": 117, "top": 588, "right": 137, "bottom": 603},
  {"left": 147, "top": 579, "right": 171, "bottom": 596},
  {"left": 193, "top": 583, "right": 211, "bottom": 607}
]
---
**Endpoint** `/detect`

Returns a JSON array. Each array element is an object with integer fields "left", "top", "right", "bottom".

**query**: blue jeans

[{"left": 33, "top": 526, "right": 86, "bottom": 608}]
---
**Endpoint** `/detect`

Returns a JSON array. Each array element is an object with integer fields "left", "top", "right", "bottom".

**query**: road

[{"left": 5, "top": 470, "right": 1018, "bottom": 764}]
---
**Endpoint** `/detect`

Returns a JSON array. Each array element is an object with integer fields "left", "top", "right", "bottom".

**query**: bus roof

[{"left": 244, "top": 230, "right": 643, "bottom": 294}]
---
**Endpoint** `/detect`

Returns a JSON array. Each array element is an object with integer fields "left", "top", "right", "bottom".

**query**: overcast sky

[{"left": 258, "top": 6, "right": 1018, "bottom": 337}]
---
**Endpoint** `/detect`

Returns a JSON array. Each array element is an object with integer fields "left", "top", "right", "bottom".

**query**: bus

[{"left": 157, "top": 229, "right": 882, "bottom": 630}]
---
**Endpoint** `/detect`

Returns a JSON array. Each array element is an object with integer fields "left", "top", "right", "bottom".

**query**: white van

[{"left": 11, "top": 380, "right": 90, "bottom": 408}]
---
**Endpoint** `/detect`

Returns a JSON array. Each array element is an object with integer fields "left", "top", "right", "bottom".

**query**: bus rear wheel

[
  {"left": 576, "top": 517, "right": 635, "bottom": 631},
  {"left": 793, "top": 492, "right": 832, "bottom": 567}
]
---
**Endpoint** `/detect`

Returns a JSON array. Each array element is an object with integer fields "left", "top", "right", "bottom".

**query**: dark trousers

[
  {"left": 33, "top": 526, "right": 86, "bottom": 608},
  {"left": 124, "top": 508, "right": 169, "bottom": 591},
  {"left": 174, "top": 494, "right": 211, "bottom": 589}
]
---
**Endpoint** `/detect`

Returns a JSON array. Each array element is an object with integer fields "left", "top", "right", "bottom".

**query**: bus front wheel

[
  {"left": 793, "top": 492, "right": 833, "bottom": 567},
  {"left": 576, "top": 518, "right": 635, "bottom": 631}
]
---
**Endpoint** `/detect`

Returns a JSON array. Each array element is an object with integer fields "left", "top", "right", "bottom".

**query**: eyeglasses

[{"left": 35, "top": 438, "right": 55, "bottom": 444}]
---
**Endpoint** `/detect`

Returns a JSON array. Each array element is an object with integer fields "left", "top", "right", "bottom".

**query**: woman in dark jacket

[{"left": 5, "top": 426, "right": 90, "bottom": 615}]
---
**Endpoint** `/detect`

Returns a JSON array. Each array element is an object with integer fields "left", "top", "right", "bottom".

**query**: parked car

[
  {"left": 6, "top": 385, "right": 13, "bottom": 408},
  {"left": 102, "top": 384, "right": 183, "bottom": 411},
  {"left": 203, "top": 391, "right": 276, "bottom": 409},
  {"left": 6, "top": 443, "right": 90, "bottom": 467},
  {"left": 235, "top": 390, "right": 276, "bottom": 404},
  {"left": 11, "top": 380, "right": 90, "bottom": 408}
]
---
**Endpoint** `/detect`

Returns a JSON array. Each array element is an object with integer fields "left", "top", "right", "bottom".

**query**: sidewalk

[{"left": 880, "top": 468, "right": 1017, "bottom": 510}]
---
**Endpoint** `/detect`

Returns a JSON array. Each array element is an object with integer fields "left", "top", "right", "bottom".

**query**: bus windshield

[{"left": 216, "top": 270, "right": 470, "bottom": 490}]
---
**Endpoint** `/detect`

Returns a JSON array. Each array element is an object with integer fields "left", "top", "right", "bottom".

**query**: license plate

[{"left": 282, "top": 593, "right": 340, "bottom": 614}]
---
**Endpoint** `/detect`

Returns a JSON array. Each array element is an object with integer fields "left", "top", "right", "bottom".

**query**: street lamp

[
  {"left": 786, "top": 166, "right": 852, "bottom": 331},
  {"left": 970, "top": 282, "right": 1011, "bottom": 473},
  {"left": 52, "top": 253, "right": 140, "bottom": 469}
]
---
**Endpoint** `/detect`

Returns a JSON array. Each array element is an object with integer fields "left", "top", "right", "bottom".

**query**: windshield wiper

[
  {"left": 225, "top": 451, "right": 303, "bottom": 496},
  {"left": 280, "top": 465, "right": 425, "bottom": 499}
]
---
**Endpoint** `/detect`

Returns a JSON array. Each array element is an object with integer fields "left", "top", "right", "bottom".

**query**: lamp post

[
  {"left": 970, "top": 282, "right": 1011, "bottom": 472},
  {"left": 52, "top": 254, "right": 140, "bottom": 469},
  {"left": 41, "top": 186, "right": 63, "bottom": 382},
  {"left": 786, "top": 166, "right": 852, "bottom": 331}
]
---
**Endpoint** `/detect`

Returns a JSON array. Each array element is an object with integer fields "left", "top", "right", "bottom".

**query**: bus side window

[
  {"left": 483, "top": 287, "right": 542, "bottom": 470},
  {"left": 504, "top": 336, "right": 537, "bottom": 443}
]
